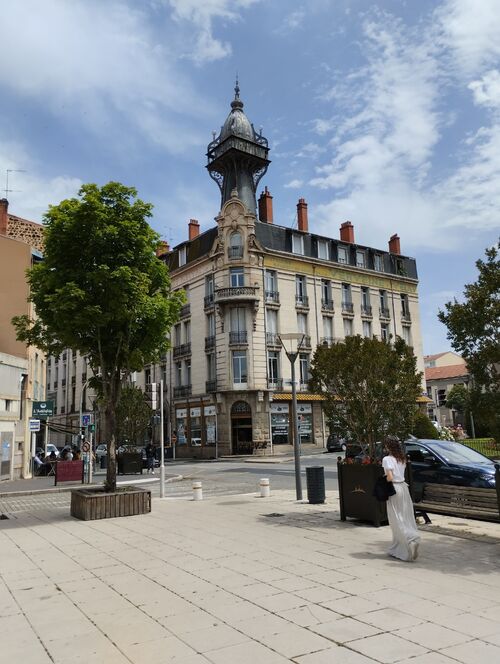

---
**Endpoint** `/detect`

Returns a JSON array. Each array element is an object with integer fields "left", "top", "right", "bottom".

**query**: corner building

[{"left": 158, "top": 87, "right": 424, "bottom": 458}]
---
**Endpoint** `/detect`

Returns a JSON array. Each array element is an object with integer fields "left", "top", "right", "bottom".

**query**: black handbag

[{"left": 373, "top": 475, "right": 396, "bottom": 502}]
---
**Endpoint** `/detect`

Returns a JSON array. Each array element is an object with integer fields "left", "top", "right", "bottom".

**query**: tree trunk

[{"left": 105, "top": 403, "right": 117, "bottom": 492}]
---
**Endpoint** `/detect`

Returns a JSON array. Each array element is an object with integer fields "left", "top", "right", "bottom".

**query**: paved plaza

[{"left": 1, "top": 488, "right": 500, "bottom": 664}]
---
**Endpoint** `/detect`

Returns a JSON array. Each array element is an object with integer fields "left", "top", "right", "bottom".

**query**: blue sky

[{"left": 1, "top": 0, "right": 499, "bottom": 355}]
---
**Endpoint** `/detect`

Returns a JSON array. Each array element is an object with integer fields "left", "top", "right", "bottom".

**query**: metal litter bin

[
  {"left": 306, "top": 466, "right": 325, "bottom": 504},
  {"left": 100, "top": 455, "right": 107, "bottom": 469}
]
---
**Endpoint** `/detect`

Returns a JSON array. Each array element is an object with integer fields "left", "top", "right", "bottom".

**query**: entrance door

[
  {"left": 231, "top": 401, "right": 253, "bottom": 454},
  {"left": 1, "top": 433, "right": 13, "bottom": 481}
]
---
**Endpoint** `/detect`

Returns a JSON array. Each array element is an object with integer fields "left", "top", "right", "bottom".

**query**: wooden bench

[
  {"left": 55, "top": 460, "right": 85, "bottom": 486},
  {"left": 415, "top": 483, "right": 500, "bottom": 522}
]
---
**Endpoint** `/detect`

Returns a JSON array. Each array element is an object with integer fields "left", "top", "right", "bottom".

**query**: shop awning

[{"left": 271, "top": 393, "right": 327, "bottom": 401}]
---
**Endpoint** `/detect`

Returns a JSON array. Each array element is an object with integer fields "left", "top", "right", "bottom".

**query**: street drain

[
  {"left": 0, "top": 514, "right": 9, "bottom": 520},
  {"left": 263, "top": 513, "right": 285, "bottom": 518}
]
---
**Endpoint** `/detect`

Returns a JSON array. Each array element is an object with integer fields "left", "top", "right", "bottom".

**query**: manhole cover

[{"left": 263, "top": 513, "right": 285, "bottom": 518}]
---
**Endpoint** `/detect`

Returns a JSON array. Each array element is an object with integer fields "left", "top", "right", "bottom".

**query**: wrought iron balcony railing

[
  {"left": 321, "top": 298, "right": 334, "bottom": 311},
  {"left": 173, "top": 385, "right": 192, "bottom": 398},
  {"left": 379, "top": 307, "right": 391, "bottom": 319},
  {"left": 265, "top": 290, "right": 280, "bottom": 304},
  {"left": 266, "top": 332, "right": 281, "bottom": 346},
  {"left": 215, "top": 286, "right": 258, "bottom": 303},
  {"left": 180, "top": 303, "right": 191, "bottom": 318},
  {"left": 229, "top": 331, "right": 248, "bottom": 345},
  {"left": 300, "top": 335, "right": 312, "bottom": 348},
  {"left": 205, "top": 336, "right": 215, "bottom": 350},
  {"left": 204, "top": 294, "right": 214, "bottom": 309},
  {"left": 295, "top": 295, "right": 309, "bottom": 308},
  {"left": 61, "top": 378, "right": 66, "bottom": 387},
  {"left": 206, "top": 380, "right": 217, "bottom": 393},
  {"left": 228, "top": 246, "right": 243, "bottom": 259},
  {"left": 267, "top": 378, "right": 283, "bottom": 390},
  {"left": 361, "top": 305, "right": 373, "bottom": 317},
  {"left": 320, "top": 337, "right": 334, "bottom": 347},
  {"left": 401, "top": 312, "right": 412, "bottom": 323},
  {"left": 342, "top": 301, "right": 354, "bottom": 314},
  {"left": 173, "top": 342, "right": 191, "bottom": 359}
]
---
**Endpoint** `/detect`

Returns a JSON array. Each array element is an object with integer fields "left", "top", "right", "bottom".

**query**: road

[{"left": 0, "top": 453, "right": 341, "bottom": 515}]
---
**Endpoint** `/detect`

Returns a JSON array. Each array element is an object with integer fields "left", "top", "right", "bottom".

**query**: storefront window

[
  {"left": 204, "top": 405, "right": 217, "bottom": 446},
  {"left": 297, "top": 403, "right": 313, "bottom": 444},
  {"left": 176, "top": 408, "right": 187, "bottom": 445},
  {"left": 190, "top": 407, "right": 201, "bottom": 446},
  {"left": 271, "top": 403, "right": 289, "bottom": 445}
]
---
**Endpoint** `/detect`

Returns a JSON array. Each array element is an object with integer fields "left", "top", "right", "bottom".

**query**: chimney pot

[
  {"left": 0, "top": 198, "right": 8, "bottom": 236},
  {"left": 258, "top": 186, "right": 273, "bottom": 223},
  {"left": 297, "top": 198, "right": 308, "bottom": 232},
  {"left": 156, "top": 240, "right": 170, "bottom": 257},
  {"left": 388, "top": 233, "right": 401, "bottom": 255},
  {"left": 340, "top": 221, "right": 355, "bottom": 243},
  {"left": 188, "top": 219, "right": 200, "bottom": 241}
]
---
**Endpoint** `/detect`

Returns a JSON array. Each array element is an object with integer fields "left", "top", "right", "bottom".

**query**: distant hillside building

[
  {"left": 147, "top": 85, "right": 426, "bottom": 457},
  {"left": 424, "top": 351, "right": 469, "bottom": 427}
]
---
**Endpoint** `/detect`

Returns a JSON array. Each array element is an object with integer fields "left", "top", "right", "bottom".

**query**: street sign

[
  {"left": 29, "top": 419, "right": 41, "bottom": 432},
  {"left": 82, "top": 414, "right": 93, "bottom": 426},
  {"left": 32, "top": 401, "right": 54, "bottom": 417}
]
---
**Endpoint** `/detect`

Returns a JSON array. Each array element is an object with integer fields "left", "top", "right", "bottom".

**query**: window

[
  {"left": 230, "top": 307, "right": 246, "bottom": 332},
  {"left": 205, "top": 274, "right": 214, "bottom": 297},
  {"left": 338, "top": 246, "right": 348, "bottom": 264},
  {"left": 341, "top": 283, "right": 351, "bottom": 305},
  {"left": 323, "top": 316, "right": 333, "bottom": 341},
  {"left": 361, "top": 287, "right": 370, "bottom": 309},
  {"left": 183, "top": 320, "right": 191, "bottom": 343},
  {"left": 401, "top": 294, "right": 410, "bottom": 317},
  {"left": 297, "top": 313, "right": 308, "bottom": 334},
  {"left": 229, "top": 231, "right": 243, "bottom": 259},
  {"left": 145, "top": 367, "right": 151, "bottom": 385},
  {"left": 317, "top": 239, "right": 329, "bottom": 260},
  {"left": 321, "top": 279, "right": 333, "bottom": 309},
  {"left": 292, "top": 234, "right": 304, "bottom": 255},
  {"left": 402, "top": 325, "right": 411, "bottom": 345},
  {"left": 185, "top": 360, "right": 191, "bottom": 386},
  {"left": 179, "top": 246, "right": 187, "bottom": 266},
  {"left": 174, "top": 324, "right": 182, "bottom": 347},
  {"left": 230, "top": 267, "right": 244, "bottom": 287},
  {"left": 381, "top": 322, "right": 390, "bottom": 341},
  {"left": 295, "top": 275, "right": 307, "bottom": 305},
  {"left": 356, "top": 250, "right": 365, "bottom": 268},
  {"left": 265, "top": 269, "right": 277, "bottom": 293},
  {"left": 268, "top": 351, "right": 280, "bottom": 383},
  {"left": 207, "top": 312, "right": 215, "bottom": 337},
  {"left": 232, "top": 351, "right": 247, "bottom": 383},
  {"left": 207, "top": 353, "right": 216, "bottom": 381},
  {"left": 266, "top": 308, "right": 277, "bottom": 333},
  {"left": 175, "top": 362, "right": 182, "bottom": 386},
  {"left": 363, "top": 320, "right": 372, "bottom": 338},
  {"left": 343, "top": 318, "right": 353, "bottom": 336},
  {"left": 374, "top": 254, "right": 383, "bottom": 272},
  {"left": 437, "top": 389, "right": 446, "bottom": 407},
  {"left": 379, "top": 290, "right": 387, "bottom": 309},
  {"left": 299, "top": 353, "right": 310, "bottom": 385}
]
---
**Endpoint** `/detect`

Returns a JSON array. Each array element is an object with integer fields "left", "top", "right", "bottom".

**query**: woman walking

[{"left": 382, "top": 437, "right": 420, "bottom": 561}]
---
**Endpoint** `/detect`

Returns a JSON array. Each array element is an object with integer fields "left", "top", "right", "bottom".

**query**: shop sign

[
  {"left": 271, "top": 403, "right": 289, "bottom": 414},
  {"left": 204, "top": 405, "right": 216, "bottom": 416},
  {"left": 297, "top": 403, "right": 312, "bottom": 414},
  {"left": 176, "top": 408, "right": 187, "bottom": 418},
  {"left": 190, "top": 407, "right": 201, "bottom": 417}
]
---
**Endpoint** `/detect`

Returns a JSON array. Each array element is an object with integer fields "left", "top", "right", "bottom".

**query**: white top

[{"left": 382, "top": 455, "right": 406, "bottom": 482}]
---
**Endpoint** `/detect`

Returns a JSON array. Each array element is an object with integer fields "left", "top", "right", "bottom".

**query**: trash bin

[
  {"left": 306, "top": 466, "right": 325, "bottom": 504},
  {"left": 100, "top": 455, "right": 107, "bottom": 469}
]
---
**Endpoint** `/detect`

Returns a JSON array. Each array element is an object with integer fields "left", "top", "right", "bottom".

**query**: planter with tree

[
  {"left": 309, "top": 335, "right": 422, "bottom": 526},
  {"left": 13, "top": 182, "right": 184, "bottom": 519}
]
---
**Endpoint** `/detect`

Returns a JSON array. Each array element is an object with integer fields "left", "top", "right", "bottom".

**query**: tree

[
  {"left": 438, "top": 243, "right": 500, "bottom": 440},
  {"left": 445, "top": 384, "right": 469, "bottom": 414},
  {"left": 12, "top": 182, "right": 184, "bottom": 490},
  {"left": 309, "top": 336, "right": 423, "bottom": 458},
  {"left": 412, "top": 411, "right": 439, "bottom": 439},
  {"left": 116, "top": 386, "right": 152, "bottom": 447}
]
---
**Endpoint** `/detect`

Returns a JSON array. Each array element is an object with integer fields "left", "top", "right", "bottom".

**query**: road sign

[
  {"left": 32, "top": 401, "right": 54, "bottom": 417},
  {"left": 29, "top": 419, "right": 41, "bottom": 432},
  {"left": 82, "top": 414, "right": 93, "bottom": 426}
]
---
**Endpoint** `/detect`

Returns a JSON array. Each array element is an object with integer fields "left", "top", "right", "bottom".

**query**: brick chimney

[
  {"left": 156, "top": 240, "right": 170, "bottom": 257},
  {"left": 388, "top": 234, "right": 401, "bottom": 254},
  {"left": 0, "top": 198, "right": 8, "bottom": 236},
  {"left": 340, "top": 221, "right": 354, "bottom": 243},
  {"left": 188, "top": 219, "right": 200, "bottom": 241},
  {"left": 258, "top": 186, "right": 273, "bottom": 223},
  {"left": 297, "top": 198, "right": 308, "bottom": 232}
]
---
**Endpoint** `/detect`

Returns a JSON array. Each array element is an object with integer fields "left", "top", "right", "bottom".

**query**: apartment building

[{"left": 151, "top": 86, "right": 425, "bottom": 458}]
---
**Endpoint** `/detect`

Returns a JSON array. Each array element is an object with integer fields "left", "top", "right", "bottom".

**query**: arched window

[{"left": 229, "top": 232, "right": 243, "bottom": 259}]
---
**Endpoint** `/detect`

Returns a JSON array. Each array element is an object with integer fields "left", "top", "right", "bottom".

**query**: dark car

[
  {"left": 405, "top": 438, "right": 497, "bottom": 501},
  {"left": 326, "top": 434, "right": 347, "bottom": 452}
]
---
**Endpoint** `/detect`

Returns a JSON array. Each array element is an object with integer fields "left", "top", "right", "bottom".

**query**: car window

[
  {"left": 429, "top": 441, "right": 492, "bottom": 465},
  {"left": 405, "top": 443, "right": 437, "bottom": 463}
]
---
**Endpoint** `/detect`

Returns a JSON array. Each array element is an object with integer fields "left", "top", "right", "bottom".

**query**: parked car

[
  {"left": 95, "top": 444, "right": 107, "bottom": 460},
  {"left": 42, "top": 444, "right": 60, "bottom": 458},
  {"left": 326, "top": 434, "right": 347, "bottom": 452},
  {"left": 405, "top": 438, "right": 497, "bottom": 501}
]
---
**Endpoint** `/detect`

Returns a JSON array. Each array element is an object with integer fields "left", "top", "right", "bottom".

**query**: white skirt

[{"left": 386, "top": 482, "right": 420, "bottom": 561}]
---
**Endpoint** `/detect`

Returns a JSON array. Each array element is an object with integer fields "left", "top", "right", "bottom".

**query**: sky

[{"left": 1, "top": 0, "right": 499, "bottom": 355}]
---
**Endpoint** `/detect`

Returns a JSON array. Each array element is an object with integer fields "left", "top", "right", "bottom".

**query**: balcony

[
  {"left": 61, "top": 378, "right": 66, "bottom": 387},
  {"left": 321, "top": 298, "right": 334, "bottom": 311},
  {"left": 300, "top": 335, "right": 312, "bottom": 349},
  {"left": 205, "top": 336, "right": 215, "bottom": 350},
  {"left": 267, "top": 378, "right": 283, "bottom": 390},
  {"left": 342, "top": 301, "right": 354, "bottom": 314},
  {"left": 215, "top": 286, "right": 258, "bottom": 305},
  {"left": 204, "top": 294, "right": 215, "bottom": 309},
  {"left": 265, "top": 291, "right": 280, "bottom": 305},
  {"left": 180, "top": 303, "right": 191, "bottom": 318},
  {"left": 228, "top": 246, "right": 243, "bottom": 260},
  {"left": 295, "top": 295, "right": 309, "bottom": 308},
  {"left": 266, "top": 332, "right": 281, "bottom": 346},
  {"left": 174, "top": 385, "right": 192, "bottom": 398},
  {"left": 320, "top": 337, "right": 334, "bottom": 347},
  {"left": 229, "top": 331, "right": 248, "bottom": 345},
  {"left": 401, "top": 312, "right": 412, "bottom": 323},
  {"left": 53, "top": 381, "right": 58, "bottom": 389},
  {"left": 71, "top": 376, "right": 76, "bottom": 386},
  {"left": 206, "top": 380, "right": 217, "bottom": 393},
  {"left": 173, "top": 342, "right": 191, "bottom": 359},
  {"left": 361, "top": 305, "right": 373, "bottom": 317},
  {"left": 299, "top": 382, "right": 309, "bottom": 391},
  {"left": 379, "top": 307, "right": 391, "bottom": 319}
]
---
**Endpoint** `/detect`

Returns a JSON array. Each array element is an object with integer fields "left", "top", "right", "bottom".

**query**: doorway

[{"left": 231, "top": 401, "right": 253, "bottom": 454}]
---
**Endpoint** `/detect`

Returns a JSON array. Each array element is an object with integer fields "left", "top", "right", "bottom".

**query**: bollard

[
  {"left": 192, "top": 480, "right": 203, "bottom": 501},
  {"left": 260, "top": 478, "right": 270, "bottom": 498}
]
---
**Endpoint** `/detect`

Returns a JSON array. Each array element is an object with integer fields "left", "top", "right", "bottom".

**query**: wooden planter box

[
  {"left": 71, "top": 487, "right": 151, "bottom": 521},
  {"left": 338, "top": 460, "right": 388, "bottom": 527}
]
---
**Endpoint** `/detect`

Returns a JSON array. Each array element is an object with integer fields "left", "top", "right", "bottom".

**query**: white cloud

[
  {"left": 468, "top": 70, "right": 500, "bottom": 109},
  {"left": 284, "top": 179, "right": 303, "bottom": 189},
  {"left": 168, "top": 0, "right": 260, "bottom": 63},
  {"left": 0, "top": 0, "right": 211, "bottom": 153}
]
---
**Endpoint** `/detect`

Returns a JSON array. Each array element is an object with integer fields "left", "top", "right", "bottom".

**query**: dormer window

[
  {"left": 337, "top": 246, "right": 348, "bottom": 264},
  {"left": 317, "top": 239, "right": 329, "bottom": 260},
  {"left": 179, "top": 246, "right": 187, "bottom": 267},
  {"left": 374, "top": 254, "right": 383, "bottom": 272},
  {"left": 356, "top": 250, "right": 365, "bottom": 268},
  {"left": 292, "top": 234, "right": 304, "bottom": 255},
  {"left": 229, "top": 231, "right": 243, "bottom": 259}
]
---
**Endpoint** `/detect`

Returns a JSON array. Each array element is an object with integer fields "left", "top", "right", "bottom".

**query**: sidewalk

[{"left": 1, "top": 489, "right": 499, "bottom": 664}]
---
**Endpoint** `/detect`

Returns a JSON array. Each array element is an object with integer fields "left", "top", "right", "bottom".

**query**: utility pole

[{"left": 160, "top": 380, "right": 165, "bottom": 498}]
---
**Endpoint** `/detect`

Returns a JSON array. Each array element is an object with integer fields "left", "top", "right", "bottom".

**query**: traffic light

[{"left": 146, "top": 383, "right": 158, "bottom": 410}]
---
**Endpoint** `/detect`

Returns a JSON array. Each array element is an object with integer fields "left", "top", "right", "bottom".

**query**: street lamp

[{"left": 278, "top": 333, "right": 305, "bottom": 501}]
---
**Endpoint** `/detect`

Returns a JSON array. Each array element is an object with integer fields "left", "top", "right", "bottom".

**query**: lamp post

[{"left": 278, "top": 333, "right": 305, "bottom": 501}]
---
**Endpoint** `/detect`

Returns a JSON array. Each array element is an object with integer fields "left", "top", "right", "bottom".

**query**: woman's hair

[{"left": 385, "top": 436, "right": 406, "bottom": 463}]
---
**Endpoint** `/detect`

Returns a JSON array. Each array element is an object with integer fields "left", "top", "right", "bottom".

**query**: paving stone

[
  {"left": 357, "top": 607, "right": 426, "bottom": 631},
  {"left": 348, "top": 632, "right": 428, "bottom": 663},
  {"left": 395, "top": 622, "right": 471, "bottom": 650},
  {"left": 255, "top": 623, "right": 333, "bottom": 658},
  {"left": 204, "top": 640, "right": 290, "bottom": 664},
  {"left": 310, "top": 616, "right": 381, "bottom": 643},
  {"left": 440, "top": 638, "right": 500, "bottom": 664},
  {"left": 295, "top": 644, "right": 376, "bottom": 663},
  {"left": 180, "top": 624, "right": 250, "bottom": 652},
  {"left": 434, "top": 612, "right": 500, "bottom": 638}
]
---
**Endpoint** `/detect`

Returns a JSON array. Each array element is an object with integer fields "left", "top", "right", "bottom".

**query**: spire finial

[{"left": 234, "top": 74, "right": 240, "bottom": 100}]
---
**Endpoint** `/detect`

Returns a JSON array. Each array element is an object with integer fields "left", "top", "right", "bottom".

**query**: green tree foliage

[
  {"left": 309, "top": 336, "right": 422, "bottom": 458},
  {"left": 445, "top": 385, "right": 469, "bottom": 413},
  {"left": 438, "top": 243, "right": 500, "bottom": 440},
  {"left": 116, "top": 386, "right": 152, "bottom": 447},
  {"left": 12, "top": 182, "right": 184, "bottom": 490},
  {"left": 412, "top": 411, "right": 439, "bottom": 439}
]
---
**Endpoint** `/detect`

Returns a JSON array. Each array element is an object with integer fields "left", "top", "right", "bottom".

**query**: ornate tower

[{"left": 207, "top": 81, "right": 270, "bottom": 215}]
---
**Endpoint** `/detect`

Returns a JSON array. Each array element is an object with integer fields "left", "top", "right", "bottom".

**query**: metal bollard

[
  {"left": 260, "top": 478, "right": 270, "bottom": 498},
  {"left": 192, "top": 480, "right": 203, "bottom": 501}
]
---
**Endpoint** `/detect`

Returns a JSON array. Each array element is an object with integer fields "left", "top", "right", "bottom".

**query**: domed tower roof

[{"left": 220, "top": 80, "right": 255, "bottom": 141}]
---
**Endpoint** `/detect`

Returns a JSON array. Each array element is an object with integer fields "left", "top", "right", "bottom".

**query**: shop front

[
  {"left": 174, "top": 403, "right": 217, "bottom": 459},
  {"left": 269, "top": 395, "right": 326, "bottom": 449}
]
